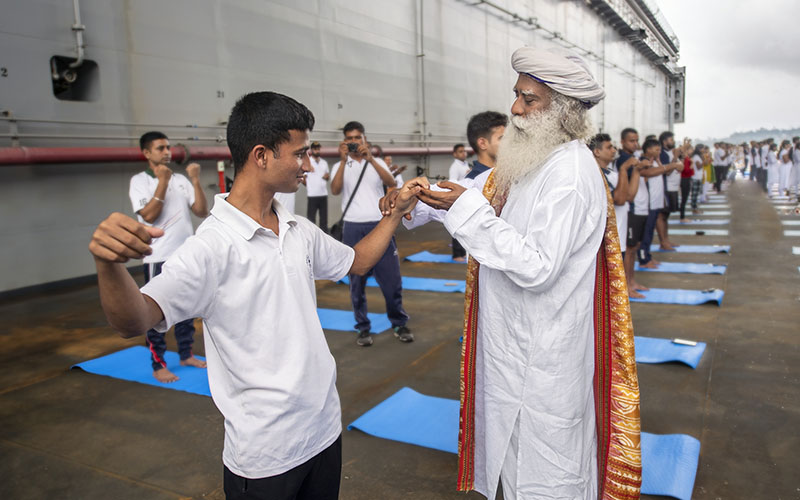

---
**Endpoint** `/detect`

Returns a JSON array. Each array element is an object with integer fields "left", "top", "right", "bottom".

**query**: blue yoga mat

[
  {"left": 785, "top": 230, "right": 800, "bottom": 237},
  {"left": 641, "top": 432, "right": 701, "bottom": 500},
  {"left": 317, "top": 308, "right": 392, "bottom": 333},
  {"left": 793, "top": 247, "right": 800, "bottom": 255},
  {"left": 676, "top": 219, "right": 730, "bottom": 226},
  {"left": 629, "top": 288, "right": 724, "bottom": 306},
  {"left": 653, "top": 244, "right": 730, "bottom": 253},
  {"left": 349, "top": 388, "right": 701, "bottom": 499},
  {"left": 669, "top": 228, "right": 728, "bottom": 236},
  {"left": 672, "top": 211, "right": 730, "bottom": 217},
  {"left": 698, "top": 205, "right": 729, "bottom": 209},
  {"left": 73, "top": 346, "right": 211, "bottom": 397},
  {"left": 781, "top": 220, "right": 800, "bottom": 226},
  {"left": 634, "top": 262, "right": 726, "bottom": 275},
  {"left": 348, "top": 387, "right": 459, "bottom": 454},
  {"left": 404, "top": 251, "right": 466, "bottom": 264},
  {"left": 634, "top": 336, "right": 706, "bottom": 368},
  {"left": 340, "top": 276, "right": 466, "bottom": 293}
]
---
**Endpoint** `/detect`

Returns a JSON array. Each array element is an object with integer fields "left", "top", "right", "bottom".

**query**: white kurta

[{"left": 406, "top": 140, "right": 606, "bottom": 499}]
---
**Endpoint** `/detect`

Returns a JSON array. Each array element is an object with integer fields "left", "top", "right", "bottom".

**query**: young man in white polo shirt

[
  {"left": 306, "top": 141, "right": 330, "bottom": 232},
  {"left": 129, "top": 131, "right": 209, "bottom": 383},
  {"left": 89, "top": 92, "right": 421, "bottom": 500},
  {"left": 330, "top": 121, "right": 412, "bottom": 347}
]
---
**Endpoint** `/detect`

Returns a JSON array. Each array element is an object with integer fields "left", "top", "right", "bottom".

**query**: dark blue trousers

[
  {"left": 342, "top": 221, "right": 408, "bottom": 332},
  {"left": 143, "top": 261, "right": 196, "bottom": 371},
  {"left": 638, "top": 209, "right": 660, "bottom": 265}
]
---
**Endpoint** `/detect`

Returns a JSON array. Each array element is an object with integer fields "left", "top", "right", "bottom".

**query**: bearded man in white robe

[{"left": 383, "top": 47, "right": 641, "bottom": 500}]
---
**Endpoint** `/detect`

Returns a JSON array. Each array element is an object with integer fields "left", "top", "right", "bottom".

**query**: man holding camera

[{"left": 330, "top": 121, "right": 412, "bottom": 347}]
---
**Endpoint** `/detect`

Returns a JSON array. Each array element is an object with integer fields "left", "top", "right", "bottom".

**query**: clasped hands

[{"left": 380, "top": 177, "right": 467, "bottom": 220}]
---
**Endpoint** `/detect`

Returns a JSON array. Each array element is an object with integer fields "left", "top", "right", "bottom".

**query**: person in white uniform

[
  {"left": 305, "top": 141, "right": 330, "bottom": 232},
  {"left": 129, "top": 131, "right": 209, "bottom": 383},
  {"left": 385, "top": 47, "right": 641, "bottom": 500},
  {"left": 90, "top": 92, "right": 421, "bottom": 500},
  {"left": 778, "top": 139, "right": 793, "bottom": 196}
]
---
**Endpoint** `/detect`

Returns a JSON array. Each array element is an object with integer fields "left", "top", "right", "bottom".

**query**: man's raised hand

[
  {"left": 89, "top": 213, "right": 164, "bottom": 263},
  {"left": 380, "top": 176, "right": 430, "bottom": 218},
  {"left": 185, "top": 162, "right": 201, "bottom": 181},
  {"left": 417, "top": 181, "right": 467, "bottom": 211}
]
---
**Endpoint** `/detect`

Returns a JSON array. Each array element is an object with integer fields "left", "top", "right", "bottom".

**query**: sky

[{"left": 657, "top": 0, "right": 800, "bottom": 140}]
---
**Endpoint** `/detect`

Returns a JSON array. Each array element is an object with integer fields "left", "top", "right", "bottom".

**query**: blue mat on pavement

[
  {"left": 629, "top": 288, "right": 724, "bottom": 305},
  {"left": 654, "top": 244, "right": 730, "bottom": 253},
  {"left": 641, "top": 432, "right": 701, "bottom": 500},
  {"left": 317, "top": 308, "right": 392, "bottom": 333},
  {"left": 635, "top": 262, "right": 726, "bottom": 275},
  {"left": 671, "top": 211, "right": 730, "bottom": 217},
  {"left": 348, "top": 388, "right": 701, "bottom": 499},
  {"left": 794, "top": 247, "right": 800, "bottom": 255},
  {"left": 72, "top": 346, "right": 211, "bottom": 397},
  {"left": 785, "top": 230, "right": 800, "bottom": 236},
  {"left": 404, "top": 251, "right": 466, "bottom": 264},
  {"left": 634, "top": 336, "right": 707, "bottom": 368},
  {"left": 781, "top": 220, "right": 800, "bottom": 226},
  {"left": 347, "top": 387, "right": 459, "bottom": 454},
  {"left": 676, "top": 219, "right": 730, "bottom": 225},
  {"left": 340, "top": 276, "right": 466, "bottom": 293},
  {"left": 669, "top": 228, "right": 728, "bottom": 235}
]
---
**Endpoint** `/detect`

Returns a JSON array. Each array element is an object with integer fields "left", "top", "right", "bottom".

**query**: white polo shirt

[
  {"left": 449, "top": 159, "right": 470, "bottom": 182},
  {"left": 129, "top": 171, "right": 195, "bottom": 263},
  {"left": 141, "top": 194, "right": 355, "bottom": 479},
  {"left": 330, "top": 156, "right": 392, "bottom": 223},
  {"left": 274, "top": 192, "right": 296, "bottom": 214},
  {"left": 602, "top": 167, "right": 628, "bottom": 252},
  {"left": 713, "top": 148, "right": 726, "bottom": 166},
  {"left": 306, "top": 156, "right": 329, "bottom": 197},
  {"left": 664, "top": 150, "right": 681, "bottom": 191},
  {"left": 648, "top": 160, "right": 666, "bottom": 210}
]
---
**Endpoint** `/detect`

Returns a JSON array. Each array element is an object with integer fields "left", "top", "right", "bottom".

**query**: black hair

[
  {"left": 342, "top": 121, "right": 365, "bottom": 135},
  {"left": 140, "top": 131, "right": 168, "bottom": 151},
  {"left": 620, "top": 127, "right": 638, "bottom": 140},
  {"left": 226, "top": 91, "right": 315, "bottom": 174},
  {"left": 588, "top": 133, "right": 612, "bottom": 151},
  {"left": 466, "top": 111, "right": 507, "bottom": 152},
  {"left": 659, "top": 131, "right": 674, "bottom": 146},
  {"left": 453, "top": 143, "right": 465, "bottom": 153},
  {"left": 692, "top": 144, "right": 705, "bottom": 157},
  {"left": 644, "top": 134, "right": 657, "bottom": 142},
  {"left": 642, "top": 138, "right": 661, "bottom": 152}
]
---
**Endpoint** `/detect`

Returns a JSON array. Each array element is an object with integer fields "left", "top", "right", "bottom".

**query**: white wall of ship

[{"left": 0, "top": 0, "right": 673, "bottom": 291}]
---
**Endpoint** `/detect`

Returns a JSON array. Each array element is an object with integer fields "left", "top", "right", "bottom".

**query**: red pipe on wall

[{"left": 0, "top": 145, "right": 463, "bottom": 166}]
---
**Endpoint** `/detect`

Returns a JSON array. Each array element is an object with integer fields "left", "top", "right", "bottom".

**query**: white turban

[{"left": 511, "top": 46, "right": 605, "bottom": 109}]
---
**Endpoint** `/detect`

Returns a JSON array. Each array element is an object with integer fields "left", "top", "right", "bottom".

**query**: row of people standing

[{"left": 747, "top": 137, "right": 800, "bottom": 197}]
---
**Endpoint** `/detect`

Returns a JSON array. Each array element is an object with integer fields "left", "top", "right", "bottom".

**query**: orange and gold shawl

[{"left": 456, "top": 170, "right": 642, "bottom": 499}]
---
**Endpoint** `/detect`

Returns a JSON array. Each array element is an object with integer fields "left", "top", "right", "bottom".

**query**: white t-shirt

[
  {"left": 141, "top": 194, "right": 355, "bottom": 479},
  {"left": 330, "top": 156, "right": 393, "bottom": 223},
  {"left": 449, "top": 159, "right": 470, "bottom": 182},
  {"left": 394, "top": 172, "right": 404, "bottom": 189},
  {"left": 603, "top": 167, "right": 628, "bottom": 252},
  {"left": 648, "top": 160, "right": 665, "bottom": 210},
  {"left": 129, "top": 171, "right": 196, "bottom": 263},
  {"left": 664, "top": 150, "right": 681, "bottom": 191},
  {"left": 306, "top": 157, "right": 329, "bottom": 197},
  {"left": 713, "top": 148, "right": 726, "bottom": 166},
  {"left": 691, "top": 155, "right": 704, "bottom": 181},
  {"left": 780, "top": 147, "right": 793, "bottom": 165}
]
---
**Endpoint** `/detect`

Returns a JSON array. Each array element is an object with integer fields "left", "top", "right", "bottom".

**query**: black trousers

[
  {"left": 143, "top": 261, "right": 196, "bottom": 370},
  {"left": 713, "top": 166, "right": 727, "bottom": 192},
  {"left": 307, "top": 196, "right": 328, "bottom": 233},
  {"left": 223, "top": 435, "right": 342, "bottom": 500},
  {"left": 679, "top": 177, "right": 691, "bottom": 219},
  {"left": 452, "top": 237, "right": 466, "bottom": 258}
]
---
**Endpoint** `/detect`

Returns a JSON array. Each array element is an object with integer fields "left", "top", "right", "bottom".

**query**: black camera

[{"left": 347, "top": 143, "right": 359, "bottom": 153}]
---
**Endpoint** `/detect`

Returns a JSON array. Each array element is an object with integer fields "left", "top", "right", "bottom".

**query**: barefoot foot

[
  {"left": 153, "top": 367, "right": 179, "bottom": 383},
  {"left": 629, "top": 289, "right": 646, "bottom": 299},
  {"left": 181, "top": 356, "right": 207, "bottom": 368}
]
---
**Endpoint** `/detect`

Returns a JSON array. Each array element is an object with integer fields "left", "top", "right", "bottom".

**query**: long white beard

[{"left": 493, "top": 108, "right": 571, "bottom": 196}]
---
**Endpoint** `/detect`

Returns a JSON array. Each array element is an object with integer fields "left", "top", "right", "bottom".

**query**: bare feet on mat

[
  {"left": 640, "top": 260, "right": 659, "bottom": 269},
  {"left": 153, "top": 367, "right": 179, "bottom": 383},
  {"left": 453, "top": 256, "right": 466, "bottom": 262},
  {"left": 181, "top": 356, "right": 207, "bottom": 368},
  {"left": 664, "top": 240, "right": 680, "bottom": 248},
  {"left": 660, "top": 243, "right": 677, "bottom": 251},
  {"left": 632, "top": 281, "right": 650, "bottom": 292},
  {"left": 629, "top": 289, "right": 646, "bottom": 299}
]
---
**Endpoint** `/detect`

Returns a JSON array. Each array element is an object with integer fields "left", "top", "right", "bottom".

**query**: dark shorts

[
  {"left": 627, "top": 214, "right": 648, "bottom": 248},
  {"left": 663, "top": 191, "right": 679, "bottom": 213}
]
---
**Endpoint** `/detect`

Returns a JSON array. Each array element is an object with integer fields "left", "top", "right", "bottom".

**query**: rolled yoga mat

[
  {"left": 634, "top": 262, "right": 726, "bottom": 275},
  {"left": 628, "top": 288, "right": 724, "bottom": 306},
  {"left": 340, "top": 276, "right": 466, "bottom": 293},
  {"left": 653, "top": 244, "right": 730, "bottom": 253},
  {"left": 348, "top": 387, "right": 701, "bottom": 500},
  {"left": 634, "top": 336, "right": 707, "bottom": 368}
]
